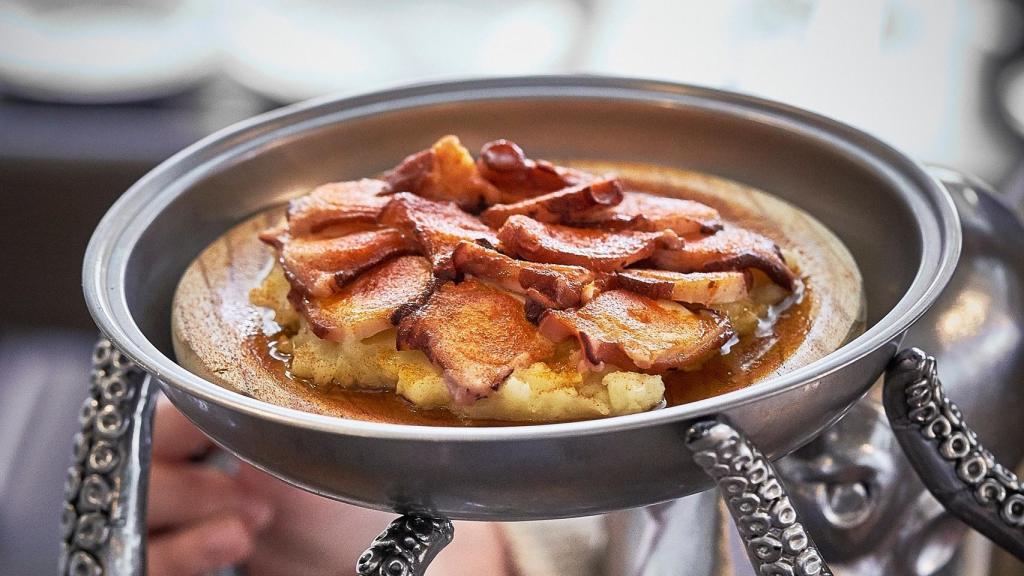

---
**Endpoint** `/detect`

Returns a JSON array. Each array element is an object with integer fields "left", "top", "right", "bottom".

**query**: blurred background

[{"left": 1, "top": 0, "right": 1023, "bottom": 574}]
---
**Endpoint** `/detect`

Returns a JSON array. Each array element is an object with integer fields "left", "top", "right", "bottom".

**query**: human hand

[
  {"left": 148, "top": 398, "right": 510, "bottom": 576},
  {"left": 146, "top": 397, "right": 275, "bottom": 575}
]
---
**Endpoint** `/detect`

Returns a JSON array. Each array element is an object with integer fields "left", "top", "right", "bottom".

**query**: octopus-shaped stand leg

[
  {"left": 686, "top": 420, "right": 833, "bottom": 576},
  {"left": 884, "top": 348, "right": 1024, "bottom": 560},
  {"left": 60, "top": 339, "right": 156, "bottom": 576},
  {"left": 356, "top": 514, "right": 455, "bottom": 576}
]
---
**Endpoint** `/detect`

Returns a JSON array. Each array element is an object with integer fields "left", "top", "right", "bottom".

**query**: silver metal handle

[
  {"left": 356, "top": 515, "right": 454, "bottom": 576},
  {"left": 884, "top": 348, "right": 1024, "bottom": 560},
  {"left": 686, "top": 420, "right": 833, "bottom": 576},
  {"left": 60, "top": 338, "right": 156, "bottom": 576}
]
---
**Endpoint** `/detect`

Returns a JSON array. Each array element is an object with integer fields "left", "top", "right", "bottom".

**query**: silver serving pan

[{"left": 81, "top": 77, "right": 960, "bottom": 523}]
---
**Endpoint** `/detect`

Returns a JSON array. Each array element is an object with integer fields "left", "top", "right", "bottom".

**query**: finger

[
  {"left": 148, "top": 461, "right": 274, "bottom": 532},
  {"left": 432, "top": 522, "right": 511, "bottom": 576},
  {"left": 147, "top": 514, "right": 254, "bottom": 576},
  {"left": 152, "top": 396, "right": 215, "bottom": 462}
]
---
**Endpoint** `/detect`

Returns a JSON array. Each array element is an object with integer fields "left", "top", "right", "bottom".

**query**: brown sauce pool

[
  {"left": 246, "top": 285, "right": 813, "bottom": 427},
  {"left": 250, "top": 335, "right": 524, "bottom": 427},
  {"left": 666, "top": 284, "right": 813, "bottom": 405}
]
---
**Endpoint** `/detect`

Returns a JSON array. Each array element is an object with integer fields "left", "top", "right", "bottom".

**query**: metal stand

[
  {"left": 884, "top": 348, "right": 1024, "bottom": 560},
  {"left": 680, "top": 347, "right": 1024, "bottom": 576},
  {"left": 686, "top": 420, "right": 833, "bottom": 576},
  {"left": 60, "top": 339, "right": 156, "bottom": 576},
  {"left": 356, "top": 515, "right": 454, "bottom": 576}
]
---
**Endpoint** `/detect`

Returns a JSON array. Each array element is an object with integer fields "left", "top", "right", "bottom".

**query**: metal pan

[{"left": 70, "top": 77, "right": 1022, "bottom": 576}]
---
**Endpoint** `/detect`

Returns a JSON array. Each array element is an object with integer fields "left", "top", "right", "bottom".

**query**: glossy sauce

[
  {"left": 665, "top": 283, "right": 813, "bottom": 404},
  {"left": 250, "top": 334, "right": 514, "bottom": 427}
]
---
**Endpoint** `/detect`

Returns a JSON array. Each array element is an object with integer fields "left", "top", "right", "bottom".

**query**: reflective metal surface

[
  {"left": 82, "top": 77, "right": 960, "bottom": 520},
  {"left": 886, "top": 348, "right": 1024, "bottom": 560},
  {"left": 905, "top": 168, "right": 1024, "bottom": 462},
  {"left": 60, "top": 339, "right": 155, "bottom": 576},
  {"left": 355, "top": 514, "right": 454, "bottom": 576},
  {"left": 687, "top": 420, "right": 833, "bottom": 575},
  {"left": 604, "top": 491, "right": 725, "bottom": 576},
  {"left": 777, "top": 169, "right": 1024, "bottom": 574}
]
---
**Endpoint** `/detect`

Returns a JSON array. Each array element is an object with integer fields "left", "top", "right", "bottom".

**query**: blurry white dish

[{"left": 0, "top": 1, "right": 216, "bottom": 103}]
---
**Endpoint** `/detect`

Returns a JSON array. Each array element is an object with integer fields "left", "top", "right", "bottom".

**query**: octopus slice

[
  {"left": 379, "top": 192, "right": 499, "bottom": 278},
  {"left": 613, "top": 270, "right": 750, "bottom": 305},
  {"left": 382, "top": 135, "right": 501, "bottom": 211},
  {"left": 479, "top": 178, "right": 624, "bottom": 228},
  {"left": 477, "top": 139, "right": 596, "bottom": 202},
  {"left": 496, "top": 214, "right": 679, "bottom": 272},
  {"left": 652, "top": 227, "right": 796, "bottom": 290},
  {"left": 566, "top": 191, "right": 723, "bottom": 236},
  {"left": 286, "top": 179, "right": 391, "bottom": 235},
  {"left": 538, "top": 290, "right": 734, "bottom": 373},
  {"left": 272, "top": 229, "right": 416, "bottom": 298},
  {"left": 301, "top": 256, "right": 436, "bottom": 342},
  {"left": 397, "top": 279, "right": 556, "bottom": 404},
  {"left": 451, "top": 241, "right": 596, "bottom": 309},
  {"left": 257, "top": 221, "right": 289, "bottom": 250}
]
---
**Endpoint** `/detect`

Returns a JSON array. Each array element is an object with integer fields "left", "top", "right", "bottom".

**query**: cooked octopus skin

[
  {"left": 381, "top": 135, "right": 501, "bottom": 210},
  {"left": 378, "top": 192, "right": 498, "bottom": 279},
  {"left": 479, "top": 178, "right": 624, "bottom": 228},
  {"left": 451, "top": 241, "right": 595, "bottom": 309},
  {"left": 477, "top": 139, "right": 596, "bottom": 202},
  {"left": 565, "top": 191, "right": 723, "bottom": 236},
  {"left": 301, "top": 255, "right": 436, "bottom": 341},
  {"left": 266, "top": 228, "right": 416, "bottom": 298},
  {"left": 286, "top": 179, "right": 391, "bottom": 236},
  {"left": 538, "top": 290, "right": 734, "bottom": 373},
  {"left": 397, "top": 279, "right": 555, "bottom": 404},
  {"left": 496, "top": 214, "right": 679, "bottom": 272},
  {"left": 652, "top": 227, "right": 796, "bottom": 290}
]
